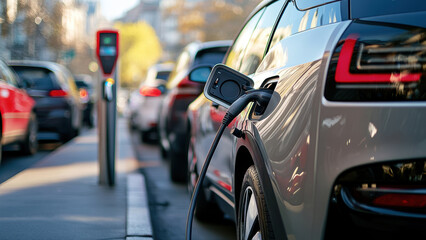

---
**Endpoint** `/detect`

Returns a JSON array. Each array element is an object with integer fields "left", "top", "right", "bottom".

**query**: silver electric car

[{"left": 187, "top": 0, "right": 426, "bottom": 239}]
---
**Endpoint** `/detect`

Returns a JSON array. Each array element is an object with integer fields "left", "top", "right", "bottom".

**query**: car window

[
  {"left": 0, "top": 67, "right": 6, "bottom": 84},
  {"left": 166, "top": 49, "right": 191, "bottom": 88},
  {"left": 269, "top": 0, "right": 341, "bottom": 50},
  {"left": 239, "top": 0, "right": 284, "bottom": 75},
  {"left": 57, "top": 65, "right": 76, "bottom": 93},
  {"left": 193, "top": 46, "right": 229, "bottom": 66},
  {"left": 156, "top": 71, "right": 170, "bottom": 81},
  {"left": 0, "top": 61, "right": 18, "bottom": 87},
  {"left": 11, "top": 66, "right": 56, "bottom": 90},
  {"left": 225, "top": 8, "right": 265, "bottom": 70},
  {"left": 295, "top": 0, "right": 339, "bottom": 10},
  {"left": 75, "top": 80, "right": 89, "bottom": 88}
]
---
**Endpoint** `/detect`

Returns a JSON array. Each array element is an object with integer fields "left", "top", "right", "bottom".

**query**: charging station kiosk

[{"left": 96, "top": 30, "right": 119, "bottom": 186}]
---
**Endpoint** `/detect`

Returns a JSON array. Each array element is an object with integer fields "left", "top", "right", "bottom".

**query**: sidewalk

[{"left": 0, "top": 119, "right": 152, "bottom": 240}]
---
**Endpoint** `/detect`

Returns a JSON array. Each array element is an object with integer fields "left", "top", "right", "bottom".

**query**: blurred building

[
  {"left": 0, "top": 0, "right": 104, "bottom": 64},
  {"left": 116, "top": 0, "right": 197, "bottom": 61},
  {"left": 117, "top": 0, "right": 160, "bottom": 33},
  {"left": 159, "top": 0, "right": 182, "bottom": 61},
  {"left": 116, "top": 0, "right": 256, "bottom": 62}
]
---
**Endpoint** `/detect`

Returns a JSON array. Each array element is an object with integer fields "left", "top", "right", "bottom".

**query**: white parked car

[{"left": 128, "top": 63, "right": 174, "bottom": 142}]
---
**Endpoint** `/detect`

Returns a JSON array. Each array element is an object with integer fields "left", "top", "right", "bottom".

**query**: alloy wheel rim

[{"left": 240, "top": 186, "right": 261, "bottom": 240}]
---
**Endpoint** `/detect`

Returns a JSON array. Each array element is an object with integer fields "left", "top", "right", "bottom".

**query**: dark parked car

[
  {"left": 158, "top": 40, "right": 232, "bottom": 182},
  {"left": 187, "top": 0, "right": 426, "bottom": 239},
  {"left": 9, "top": 61, "right": 83, "bottom": 142},
  {"left": 0, "top": 59, "right": 37, "bottom": 163},
  {"left": 74, "top": 74, "right": 95, "bottom": 127}
]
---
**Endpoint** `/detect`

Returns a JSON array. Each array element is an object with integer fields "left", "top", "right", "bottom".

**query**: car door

[
  {"left": 0, "top": 60, "right": 33, "bottom": 143},
  {"left": 199, "top": 0, "right": 286, "bottom": 201},
  {"left": 239, "top": 1, "right": 349, "bottom": 238}
]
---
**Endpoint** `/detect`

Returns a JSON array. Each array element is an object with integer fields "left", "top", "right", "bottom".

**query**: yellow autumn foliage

[{"left": 114, "top": 22, "right": 162, "bottom": 88}]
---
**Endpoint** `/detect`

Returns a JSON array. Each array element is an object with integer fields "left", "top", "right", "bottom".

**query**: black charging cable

[{"left": 185, "top": 89, "right": 273, "bottom": 240}]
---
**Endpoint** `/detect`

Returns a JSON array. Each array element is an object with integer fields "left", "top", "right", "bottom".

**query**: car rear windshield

[
  {"left": 156, "top": 71, "right": 171, "bottom": 81},
  {"left": 75, "top": 80, "right": 90, "bottom": 88},
  {"left": 193, "top": 46, "right": 229, "bottom": 66},
  {"left": 10, "top": 66, "right": 56, "bottom": 90},
  {"left": 351, "top": 0, "right": 426, "bottom": 18}
]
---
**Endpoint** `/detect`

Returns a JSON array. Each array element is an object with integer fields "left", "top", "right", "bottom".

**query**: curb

[{"left": 127, "top": 173, "right": 153, "bottom": 240}]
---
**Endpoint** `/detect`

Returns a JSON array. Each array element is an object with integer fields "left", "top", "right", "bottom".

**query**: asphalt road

[
  {"left": 1, "top": 126, "right": 236, "bottom": 240},
  {"left": 0, "top": 129, "right": 91, "bottom": 184},
  {"left": 0, "top": 140, "right": 62, "bottom": 184},
  {"left": 130, "top": 132, "right": 236, "bottom": 240}
]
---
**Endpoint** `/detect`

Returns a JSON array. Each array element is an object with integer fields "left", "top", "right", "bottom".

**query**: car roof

[
  {"left": 8, "top": 60, "right": 67, "bottom": 73},
  {"left": 185, "top": 40, "right": 233, "bottom": 61},
  {"left": 245, "top": 0, "right": 277, "bottom": 24},
  {"left": 150, "top": 62, "right": 175, "bottom": 72}
]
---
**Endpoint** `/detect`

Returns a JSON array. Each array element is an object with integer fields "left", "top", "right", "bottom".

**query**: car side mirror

[
  {"left": 188, "top": 66, "right": 212, "bottom": 83},
  {"left": 203, "top": 64, "right": 254, "bottom": 108}
]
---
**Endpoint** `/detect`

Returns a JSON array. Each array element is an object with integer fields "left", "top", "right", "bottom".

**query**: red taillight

[
  {"left": 349, "top": 185, "right": 426, "bottom": 212},
  {"left": 49, "top": 89, "right": 68, "bottom": 97},
  {"left": 140, "top": 86, "right": 161, "bottom": 97},
  {"left": 373, "top": 193, "right": 426, "bottom": 208},
  {"left": 335, "top": 34, "right": 422, "bottom": 84},
  {"left": 325, "top": 21, "right": 426, "bottom": 101},
  {"left": 79, "top": 89, "right": 88, "bottom": 98}
]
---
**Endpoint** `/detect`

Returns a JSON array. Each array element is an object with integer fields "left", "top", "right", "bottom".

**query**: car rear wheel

[
  {"left": 160, "top": 144, "right": 167, "bottom": 159},
  {"left": 61, "top": 116, "right": 77, "bottom": 142},
  {"left": 140, "top": 130, "right": 157, "bottom": 143},
  {"left": 169, "top": 133, "right": 188, "bottom": 182},
  {"left": 238, "top": 166, "right": 275, "bottom": 240},
  {"left": 21, "top": 113, "right": 38, "bottom": 155},
  {"left": 169, "top": 150, "right": 187, "bottom": 182}
]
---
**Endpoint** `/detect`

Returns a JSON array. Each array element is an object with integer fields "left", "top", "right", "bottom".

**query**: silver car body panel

[
  {"left": 191, "top": 5, "right": 426, "bottom": 240},
  {"left": 235, "top": 21, "right": 352, "bottom": 239}
]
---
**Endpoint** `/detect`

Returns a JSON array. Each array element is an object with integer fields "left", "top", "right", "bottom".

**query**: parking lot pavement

[{"left": 0, "top": 119, "right": 152, "bottom": 240}]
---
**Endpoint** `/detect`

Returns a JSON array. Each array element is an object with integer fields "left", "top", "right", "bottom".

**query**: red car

[{"left": 0, "top": 59, "right": 37, "bottom": 164}]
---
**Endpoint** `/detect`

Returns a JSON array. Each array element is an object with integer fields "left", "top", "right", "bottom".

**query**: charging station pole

[{"left": 96, "top": 30, "right": 119, "bottom": 186}]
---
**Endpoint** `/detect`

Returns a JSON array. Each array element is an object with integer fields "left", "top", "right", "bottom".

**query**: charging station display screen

[
  {"left": 100, "top": 46, "right": 116, "bottom": 56},
  {"left": 97, "top": 32, "right": 118, "bottom": 75}
]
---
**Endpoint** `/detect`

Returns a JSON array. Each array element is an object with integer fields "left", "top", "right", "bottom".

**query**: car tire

[
  {"left": 61, "top": 117, "right": 75, "bottom": 142},
  {"left": 141, "top": 130, "right": 154, "bottom": 143},
  {"left": 187, "top": 138, "right": 223, "bottom": 221},
  {"left": 169, "top": 132, "right": 189, "bottom": 182},
  {"left": 20, "top": 113, "right": 38, "bottom": 155},
  {"left": 86, "top": 104, "right": 94, "bottom": 128},
  {"left": 73, "top": 126, "right": 80, "bottom": 137},
  {"left": 169, "top": 151, "right": 187, "bottom": 182},
  {"left": 160, "top": 144, "right": 167, "bottom": 159},
  {"left": 237, "top": 166, "right": 275, "bottom": 240},
  {"left": 87, "top": 114, "right": 94, "bottom": 128}
]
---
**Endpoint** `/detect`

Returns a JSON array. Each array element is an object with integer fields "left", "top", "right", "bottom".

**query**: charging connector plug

[{"left": 222, "top": 89, "right": 273, "bottom": 126}]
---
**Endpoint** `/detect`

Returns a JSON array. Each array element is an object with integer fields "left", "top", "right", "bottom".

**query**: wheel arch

[
  {"left": 234, "top": 145, "right": 253, "bottom": 216},
  {"left": 234, "top": 133, "right": 288, "bottom": 240}
]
